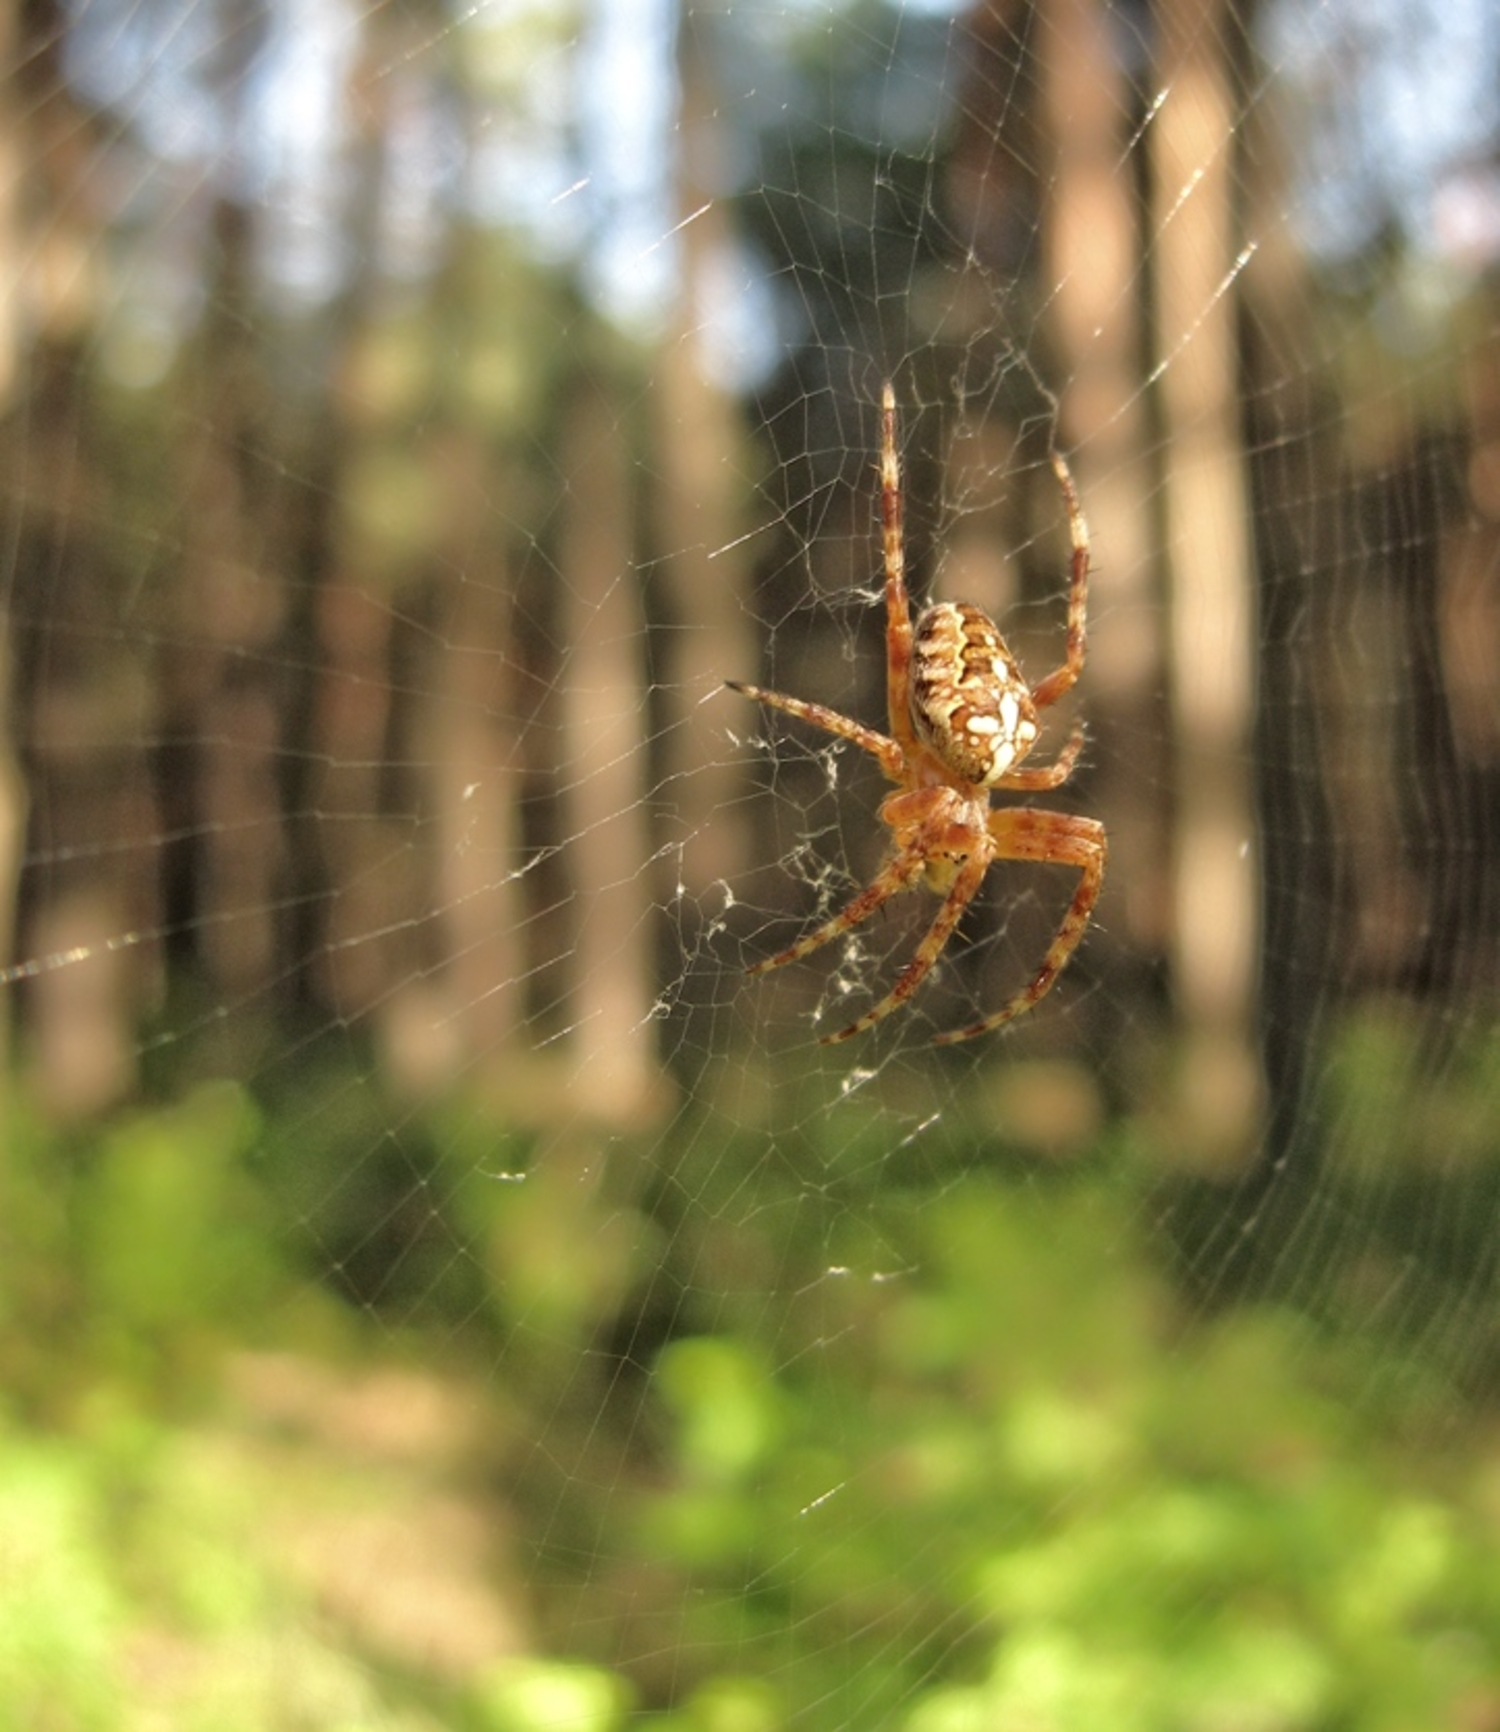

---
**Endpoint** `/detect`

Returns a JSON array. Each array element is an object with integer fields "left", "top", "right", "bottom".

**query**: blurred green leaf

[{"left": 473, "top": 1657, "right": 634, "bottom": 1732}]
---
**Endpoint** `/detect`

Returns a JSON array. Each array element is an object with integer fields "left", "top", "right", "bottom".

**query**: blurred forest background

[{"left": 1, "top": 0, "right": 1498, "bottom": 1727}]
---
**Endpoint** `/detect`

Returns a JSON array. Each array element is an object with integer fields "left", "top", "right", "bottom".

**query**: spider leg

[
  {"left": 879, "top": 382, "right": 920, "bottom": 757},
  {"left": 749, "top": 835, "right": 930, "bottom": 979},
  {"left": 1028, "top": 450, "right": 1090, "bottom": 713},
  {"left": 933, "top": 808, "right": 1106, "bottom": 1045},
  {"left": 993, "top": 720, "right": 1085, "bottom": 792},
  {"left": 726, "top": 680, "right": 905, "bottom": 779},
  {"left": 823, "top": 852, "right": 989, "bottom": 1044}
]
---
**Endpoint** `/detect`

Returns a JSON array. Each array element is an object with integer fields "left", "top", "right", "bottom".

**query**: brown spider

[{"left": 728, "top": 381, "right": 1106, "bottom": 1044}]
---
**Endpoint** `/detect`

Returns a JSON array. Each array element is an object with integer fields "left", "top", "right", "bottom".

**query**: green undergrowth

[
  {"left": 0, "top": 1016, "right": 1496, "bottom": 1730},
  {"left": 626, "top": 1178, "right": 1500, "bottom": 1730}
]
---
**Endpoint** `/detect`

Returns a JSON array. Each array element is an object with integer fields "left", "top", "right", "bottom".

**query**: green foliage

[
  {"left": 618, "top": 1171, "right": 1500, "bottom": 1730},
  {"left": 0, "top": 1416, "right": 456, "bottom": 1732},
  {"left": 1312, "top": 1004, "right": 1500, "bottom": 1382},
  {"left": 471, "top": 1658, "right": 634, "bottom": 1732},
  {"left": 1322, "top": 1000, "right": 1500, "bottom": 1180},
  {"left": 2, "top": 1070, "right": 1497, "bottom": 1730},
  {"left": 0, "top": 1083, "right": 296, "bottom": 1411},
  {"left": 0, "top": 1441, "right": 121, "bottom": 1731}
]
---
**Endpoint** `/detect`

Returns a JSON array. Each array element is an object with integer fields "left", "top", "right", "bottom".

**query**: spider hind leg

[
  {"left": 933, "top": 808, "right": 1106, "bottom": 1044},
  {"left": 823, "top": 852, "right": 988, "bottom": 1044},
  {"left": 748, "top": 840, "right": 928, "bottom": 979}
]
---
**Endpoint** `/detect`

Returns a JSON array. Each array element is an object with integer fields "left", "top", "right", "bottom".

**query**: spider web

[{"left": 1, "top": 0, "right": 1498, "bottom": 1727}]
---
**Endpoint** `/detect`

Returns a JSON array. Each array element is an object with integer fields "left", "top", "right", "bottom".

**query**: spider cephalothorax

[{"left": 728, "top": 381, "right": 1106, "bottom": 1044}]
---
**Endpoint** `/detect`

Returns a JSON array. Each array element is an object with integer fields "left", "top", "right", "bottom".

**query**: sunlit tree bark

[
  {"left": 1151, "top": 0, "right": 1265, "bottom": 1166},
  {"left": 300, "top": 6, "right": 425, "bottom": 1041},
  {"left": 655, "top": 13, "right": 755, "bottom": 906},
  {"left": 1039, "top": 0, "right": 1169, "bottom": 1023},
  {"left": 556, "top": 380, "right": 666, "bottom": 1126},
  {"left": 404, "top": 442, "right": 526, "bottom": 1094}
]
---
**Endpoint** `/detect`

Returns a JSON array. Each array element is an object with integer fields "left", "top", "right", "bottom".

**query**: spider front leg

[
  {"left": 933, "top": 808, "right": 1106, "bottom": 1045},
  {"left": 878, "top": 380, "right": 920, "bottom": 757},
  {"left": 994, "top": 720, "right": 1086, "bottom": 792},
  {"left": 725, "top": 681, "right": 905, "bottom": 781},
  {"left": 1028, "top": 450, "right": 1091, "bottom": 713}
]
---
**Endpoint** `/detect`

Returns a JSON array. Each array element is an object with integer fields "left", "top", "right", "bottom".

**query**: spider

[{"left": 727, "top": 381, "right": 1106, "bottom": 1045}]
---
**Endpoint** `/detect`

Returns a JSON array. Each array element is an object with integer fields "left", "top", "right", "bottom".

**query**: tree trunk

[
  {"left": 1040, "top": 0, "right": 1170, "bottom": 1024},
  {"left": 1151, "top": 0, "right": 1265, "bottom": 1167},
  {"left": 556, "top": 381, "right": 666, "bottom": 1126}
]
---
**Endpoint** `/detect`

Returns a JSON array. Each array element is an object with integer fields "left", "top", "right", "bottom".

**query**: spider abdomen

[{"left": 910, "top": 601, "right": 1039, "bottom": 787}]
